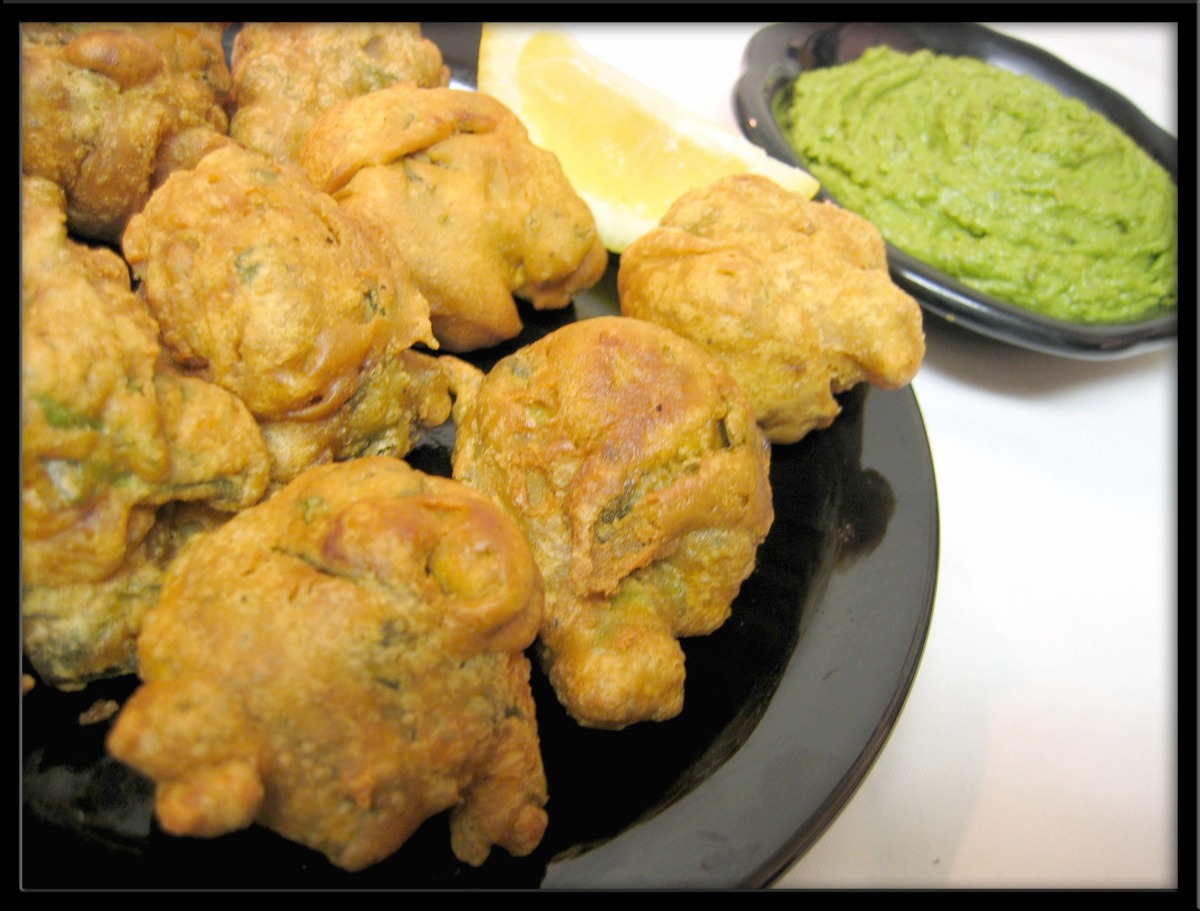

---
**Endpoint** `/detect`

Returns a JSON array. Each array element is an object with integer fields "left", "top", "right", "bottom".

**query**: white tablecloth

[{"left": 554, "top": 21, "right": 1180, "bottom": 890}]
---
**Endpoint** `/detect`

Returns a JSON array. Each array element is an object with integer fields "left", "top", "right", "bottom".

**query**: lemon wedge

[{"left": 477, "top": 24, "right": 820, "bottom": 253}]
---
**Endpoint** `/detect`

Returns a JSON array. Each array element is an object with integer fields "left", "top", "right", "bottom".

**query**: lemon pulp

[
  {"left": 516, "top": 32, "right": 755, "bottom": 224},
  {"left": 480, "top": 26, "right": 819, "bottom": 252}
]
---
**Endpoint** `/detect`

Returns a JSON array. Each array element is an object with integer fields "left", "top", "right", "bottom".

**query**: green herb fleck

[
  {"left": 299, "top": 496, "right": 329, "bottom": 523},
  {"left": 362, "top": 284, "right": 385, "bottom": 321},
  {"left": 35, "top": 396, "right": 102, "bottom": 430},
  {"left": 596, "top": 485, "right": 640, "bottom": 541},
  {"left": 234, "top": 249, "right": 262, "bottom": 284}
]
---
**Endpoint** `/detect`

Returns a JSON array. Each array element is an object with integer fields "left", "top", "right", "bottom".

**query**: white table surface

[{"left": 549, "top": 21, "right": 1182, "bottom": 890}]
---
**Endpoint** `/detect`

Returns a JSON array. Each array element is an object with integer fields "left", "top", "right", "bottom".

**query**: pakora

[
  {"left": 20, "top": 22, "right": 232, "bottom": 244},
  {"left": 107, "top": 456, "right": 549, "bottom": 872},
  {"left": 122, "top": 143, "right": 454, "bottom": 483},
  {"left": 229, "top": 23, "right": 450, "bottom": 164},
  {"left": 619, "top": 174, "right": 925, "bottom": 444},
  {"left": 452, "top": 316, "right": 774, "bottom": 729},
  {"left": 301, "top": 82, "right": 608, "bottom": 352}
]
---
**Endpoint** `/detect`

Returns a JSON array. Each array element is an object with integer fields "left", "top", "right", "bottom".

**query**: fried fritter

[
  {"left": 301, "top": 82, "right": 609, "bottom": 352},
  {"left": 21, "top": 176, "right": 269, "bottom": 688},
  {"left": 106, "top": 456, "right": 549, "bottom": 872},
  {"left": 452, "top": 316, "right": 774, "bottom": 729},
  {"left": 20, "top": 22, "right": 232, "bottom": 244},
  {"left": 122, "top": 143, "right": 454, "bottom": 484},
  {"left": 229, "top": 23, "right": 450, "bottom": 164},
  {"left": 618, "top": 174, "right": 926, "bottom": 444}
]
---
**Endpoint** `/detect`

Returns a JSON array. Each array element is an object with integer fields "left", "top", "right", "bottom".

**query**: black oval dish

[
  {"left": 735, "top": 21, "right": 1180, "bottom": 360},
  {"left": 22, "top": 24, "right": 939, "bottom": 890}
]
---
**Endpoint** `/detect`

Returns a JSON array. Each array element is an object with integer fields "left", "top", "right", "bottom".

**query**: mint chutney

[{"left": 783, "top": 46, "right": 1178, "bottom": 324}]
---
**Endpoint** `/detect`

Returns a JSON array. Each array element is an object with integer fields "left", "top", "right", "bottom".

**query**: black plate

[
  {"left": 735, "top": 21, "right": 1179, "bottom": 360},
  {"left": 21, "top": 24, "right": 939, "bottom": 889}
]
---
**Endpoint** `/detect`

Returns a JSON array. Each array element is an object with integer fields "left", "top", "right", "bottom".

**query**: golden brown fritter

[
  {"left": 619, "top": 175, "right": 926, "bottom": 444},
  {"left": 229, "top": 23, "right": 450, "bottom": 164},
  {"left": 106, "top": 456, "right": 549, "bottom": 872},
  {"left": 21, "top": 176, "right": 270, "bottom": 689},
  {"left": 452, "top": 316, "right": 774, "bottom": 729},
  {"left": 122, "top": 143, "right": 454, "bottom": 483},
  {"left": 20, "top": 22, "right": 232, "bottom": 244},
  {"left": 301, "top": 82, "right": 609, "bottom": 352},
  {"left": 22, "top": 176, "right": 269, "bottom": 587}
]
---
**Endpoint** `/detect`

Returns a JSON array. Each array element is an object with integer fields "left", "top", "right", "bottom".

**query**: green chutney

[{"left": 783, "top": 46, "right": 1178, "bottom": 324}]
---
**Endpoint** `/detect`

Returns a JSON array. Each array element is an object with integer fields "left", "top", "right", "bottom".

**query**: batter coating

[
  {"left": 619, "top": 175, "right": 925, "bottom": 444},
  {"left": 107, "top": 457, "right": 549, "bottom": 872},
  {"left": 230, "top": 23, "right": 450, "bottom": 164},
  {"left": 453, "top": 316, "right": 774, "bottom": 729},
  {"left": 301, "top": 82, "right": 608, "bottom": 352}
]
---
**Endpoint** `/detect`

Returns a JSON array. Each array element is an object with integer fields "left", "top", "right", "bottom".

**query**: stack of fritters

[
  {"left": 22, "top": 21, "right": 606, "bottom": 871},
  {"left": 21, "top": 175, "right": 270, "bottom": 689},
  {"left": 21, "top": 21, "right": 928, "bottom": 876}
]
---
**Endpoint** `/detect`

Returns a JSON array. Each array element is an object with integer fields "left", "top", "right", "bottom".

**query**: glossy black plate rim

[
  {"left": 541, "top": 385, "right": 940, "bottom": 888},
  {"left": 734, "top": 21, "right": 1179, "bottom": 361}
]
